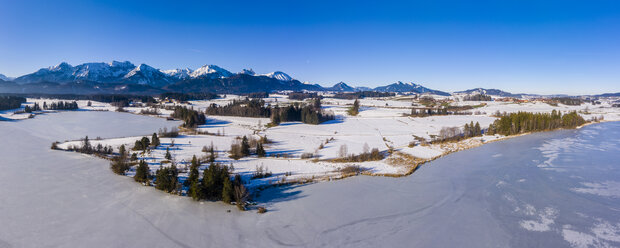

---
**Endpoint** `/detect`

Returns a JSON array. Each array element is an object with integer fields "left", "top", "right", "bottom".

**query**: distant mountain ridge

[
  {"left": 374, "top": 81, "right": 451, "bottom": 96},
  {"left": 2, "top": 61, "right": 457, "bottom": 95},
  {"left": 327, "top": 82, "right": 357, "bottom": 92},
  {"left": 455, "top": 88, "right": 524, "bottom": 97},
  {"left": 0, "top": 74, "right": 14, "bottom": 81}
]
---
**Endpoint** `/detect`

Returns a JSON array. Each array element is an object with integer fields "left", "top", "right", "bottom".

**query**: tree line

[
  {"left": 332, "top": 91, "right": 394, "bottom": 99},
  {"left": 463, "top": 94, "right": 492, "bottom": 101},
  {"left": 288, "top": 92, "right": 319, "bottom": 100},
  {"left": 0, "top": 95, "right": 26, "bottom": 111},
  {"left": 42, "top": 101, "right": 79, "bottom": 110},
  {"left": 433, "top": 121, "right": 483, "bottom": 143},
  {"left": 205, "top": 99, "right": 272, "bottom": 118},
  {"left": 551, "top": 97, "right": 583, "bottom": 106},
  {"left": 487, "top": 110, "right": 586, "bottom": 136},
  {"left": 246, "top": 92, "right": 269, "bottom": 98},
  {"left": 229, "top": 135, "right": 266, "bottom": 160},
  {"left": 171, "top": 106, "right": 206, "bottom": 128},
  {"left": 270, "top": 99, "right": 334, "bottom": 125},
  {"left": 160, "top": 92, "right": 218, "bottom": 102}
]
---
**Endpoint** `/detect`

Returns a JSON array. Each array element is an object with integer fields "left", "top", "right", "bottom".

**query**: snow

[
  {"left": 189, "top": 64, "right": 233, "bottom": 78},
  {"left": 161, "top": 68, "right": 192, "bottom": 79},
  {"left": 1, "top": 111, "right": 620, "bottom": 247},
  {"left": 5, "top": 94, "right": 620, "bottom": 189},
  {"left": 263, "top": 71, "right": 293, "bottom": 81}
]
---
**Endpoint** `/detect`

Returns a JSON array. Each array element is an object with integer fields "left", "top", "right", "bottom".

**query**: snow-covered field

[{"left": 3, "top": 94, "right": 620, "bottom": 188}]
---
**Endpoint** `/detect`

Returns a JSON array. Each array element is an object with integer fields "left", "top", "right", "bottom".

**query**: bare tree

[
  {"left": 338, "top": 144, "right": 348, "bottom": 158},
  {"left": 234, "top": 184, "right": 249, "bottom": 211}
]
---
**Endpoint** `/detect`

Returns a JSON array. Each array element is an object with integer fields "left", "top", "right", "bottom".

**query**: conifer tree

[
  {"left": 165, "top": 147, "right": 172, "bottom": 160},
  {"left": 474, "top": 122, "right": 481, "bottom": 136},
  {"left": 119, "top": 144, "right": 127, "bottom": 158},
  {"left": 256, "top": 143, "right": 266, "bottom": 157},
  {"left": 151, "top": 133, "right": 160, "bottom": 147},
  {"left": 186, "top": 155, "right": 201, "bottom": 200},
  {"left": 348, "top": 99, "right": 360, "bottom": 116},
  {"left": 222, "top": 177, "right": 234, "bottom": 204},
  {"left": 134, "top": 160, "right": 150, "bottom": 183},
  {"left": 241, "top": 136, "right": 250, "bottom": 156}
]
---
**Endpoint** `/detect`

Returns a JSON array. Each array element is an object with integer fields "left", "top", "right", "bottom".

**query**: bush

[
  {"left": 158, "top": 127, "right": 179, "bottom": 138},
  {"left": 252, "top": 165, "right": 272, "bottom": 179},
  {"left": 333, "top": 148, "right": 384, "bottom": 162},
  {"left": 140, "top": 108, "right": 161, "bottom": 115},
  {"left": 110, "top": 155, "right": 130, "bottom": 175},
  {"left": 300, "top": 152, "right": 314, "bottom": 159},
  {"left": 257, "top": 206, "right": 267, "bottom": 214},
  {"left": 340, "top": 165, "right": 364, "bottom": 175},
  {"left": 347, "top": 99, "right": 360, "bottom": 116}
]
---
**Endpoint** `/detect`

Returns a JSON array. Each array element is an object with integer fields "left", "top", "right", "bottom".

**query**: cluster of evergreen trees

[
  {"left": 171, "top": 106, "right": 206, "bottom": 128},
  {"left": 22, "top": 101, "right": 79, "bottom": 113},
  {"left": 551, "top": 97, "right": 583, "bottom": 106},
  {"left": 246, "top": 92, "right": 269, "bottom": 98},
  {"left": 230, "top": 136, "right": 265, "bottom": 159},
  {"left": 288, "top": 92, "right": 319, "bottom": 100},
  {"left": 463, "top": 94, "right": 492, "bottom": 101},
  {"left": 160, "top": 92, "right": 218, "bottom": 102},
  {"left": 487, "top": 110, "right": 586, "bottom": 136},
  {"left": 43, "top": 101, "right": 79, "bottom": 110},
  {"left": 154, "top": 164, "right": 180, "bottom": 192},
  {"left": 463, "top": 121, "right": 482, "bottom": 138},
  {"left": 205, "top": 99, "right": 271, "bottom": 118},
  {"left": 204, "top": 98, "right": 332, "bottom": 125},
  {"left": 110, "top": 145, "right": 131, "bottom": 175},
  {"left": 333, "top": 91, "right": 394, "bottom": 99},
  {"left": 62, "top": 136, "right": 114, "bottom": 155},
  {"left": 133, "top": 134, "right": 160, "bottom": 151},
  {"left": 0, "top": 95, "right": 26, "bottom": 110},
  {"left": 1, "top": 93, "right": 155, "bottom": 104},
  {"left": 270, "top": 99, "right": 334, "bottom": 125},
  {"left": 185, "top": 156, "right": 249, "bottom": 209},
  {"left": 23, "top": 103, "right": 41, "bottom": 113}
]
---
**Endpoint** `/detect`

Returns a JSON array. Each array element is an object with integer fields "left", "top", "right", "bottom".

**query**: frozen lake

[{"left": 0, "top": 112, "right": 618, "bottom": 248}]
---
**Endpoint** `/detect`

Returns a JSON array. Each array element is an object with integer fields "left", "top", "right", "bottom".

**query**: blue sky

[{"left": 1, "top": 0, "right": 619, "bottom": 94}]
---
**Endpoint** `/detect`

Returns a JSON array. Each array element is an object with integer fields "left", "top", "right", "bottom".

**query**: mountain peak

[
  {"left": 161, "top": 68, "right": 192, "bottom": 80},
  {"left": 190, "top": 65, "right": 232, "bottom": 78},
  {"left": 264, "top": 71, "right": 292, "bottom": 81},
  {"left": 327, "top": 81, "right": 356, "bottom": 92},
  {"left": 108, "top": 60, "right": 134, "bottom": 68},
  {"left": 50, "top": 62, "right": 73, "bottom": 71},
  {"left": 240, "top": 69, "right": 256, "bottom": 76}
]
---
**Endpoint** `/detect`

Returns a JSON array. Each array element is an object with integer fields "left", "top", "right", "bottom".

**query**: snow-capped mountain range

[
  {"left": 2, "top": 61, "right": 453, "bottom": 95},
  {"left": 454, "top": 88, "right": 524, "bottom": 97},
  {"left": 374, "top": 81, "right": 450, "bottom": 96},
  {"left": 11, "top": 61, "right": 294, "bottom": 86}
]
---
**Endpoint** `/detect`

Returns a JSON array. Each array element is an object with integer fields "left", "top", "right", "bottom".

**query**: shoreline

[{"left": 363, "top": 119, "right": 615, "bottom": 178}]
